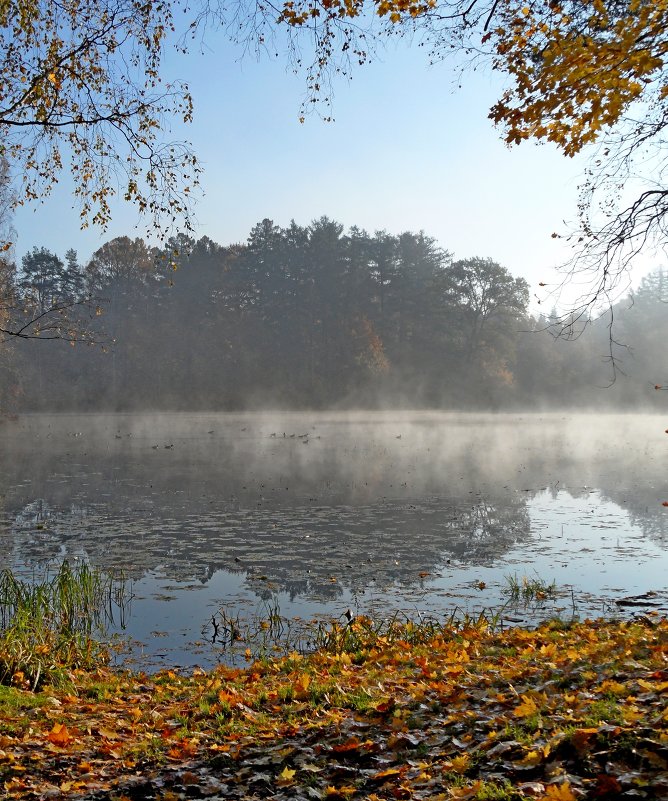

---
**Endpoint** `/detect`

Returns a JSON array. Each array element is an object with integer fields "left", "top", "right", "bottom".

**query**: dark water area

[{"left": 1, "top": 411, "right": 667, "bottom": 670}]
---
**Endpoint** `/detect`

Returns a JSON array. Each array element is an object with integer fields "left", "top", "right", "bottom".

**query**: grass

[
  {"left": 0, "top": 561, "right": 129, "bottom": 689},
  {"left": 311, "top": 608, "right": 503, "bottom": 657},
  {"left": 583, "top": 697, "right": 625, "bottom": 726},
  {"left": 503, "top": 572, "right": 557, "bottom": 602},
  {"left": 208, "top": 601, "right": 507, "bottom": 666}
]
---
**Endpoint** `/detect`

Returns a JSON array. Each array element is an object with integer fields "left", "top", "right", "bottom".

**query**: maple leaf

[
  {"left": 449, "top": 781, "right": 483, "bottom": 799},
  {"left": 450, "top": 754, "right": 470, "bottom": 774},
  {"left": 326, "top": 786, "right": 357, "bottom": 798},
  {"left": 515, "top": 749, "right": 542, "bottom": 767},
  {"left": 276, "top": 765, "right": 297, "bottom": 785},
  {"left": 47, "top": 722, "right": 73, "bottom": 747},
  {"left": 371, "top": 767, "right": 403, "bottom": 780},
  {"left": 513, "top": 694, "right": 539, "bottom": 717},
  {"left": 293, "top": 672, "right": 311, "bottom": 699},
  {"left": 97, "top": 727, "right": 123, "bottom": 740},
  {"left": 543, "top": 782, "right": 578, "bottom": 800},
  {"left": 569, "top": 727, "right": 598, "bottom": 755}
]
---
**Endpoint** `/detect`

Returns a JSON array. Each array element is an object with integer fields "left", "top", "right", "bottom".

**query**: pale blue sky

[{"left": 12, "top": 28, "right": 597, "bottom": 306}]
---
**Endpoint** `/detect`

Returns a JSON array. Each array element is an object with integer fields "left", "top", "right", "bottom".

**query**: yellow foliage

[
  {"left": 542, "top": 782, "right": 578, "bottom": 801},
  {"left": 449, "top": 754, "right": 470, "bottom": 774},
  {"left": 513, "top": 693, "right": 539, "bottom": 718}
]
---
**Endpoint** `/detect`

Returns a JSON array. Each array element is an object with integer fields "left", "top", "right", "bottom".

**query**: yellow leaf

[
  {"left": 450, "top": 754, "right": 470, "bottom": 774},
  {"left": 98, "top": 727, "right": 122, "bottom": 740},
  {"left": 277, "top": 766, "right": 296, "bottom": 784},
  {"left": 623, "top": 705, "right": 644, "bottom": 722},
  {"left": 513, "top": 694, "right": 539, "bottom": 717},
  {"left": 599, "top": 680, "right": 626, "bottom": 695},
  {"left": 636, "top": 678, "right": 659, "bottom": 692},
  {"left": 294, "top": 672, "right": 311, "bottom": 699},
  {"left": 449, "top": 781, "right": 483, "bottom": 799},
  {"left": 517, "top": 749, "right": 542, "bottom": 767},
  {"left": 372, "top": 767, "right": 403, "bottom": 779},
  {"left": 325, "top": 785, "right": 357, "bottom": 801},
  {"left": 326, "top": 787, "right": 357, "bottom": 798},
  {"left": 543, "top": 782, "right": 578, "bottom": 801}
]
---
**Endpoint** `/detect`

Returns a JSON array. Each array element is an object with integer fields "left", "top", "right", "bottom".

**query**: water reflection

[
  {"left": 4, "top": 494, "right": 532, "bottom": 594},
  {"left": 1, "top": 412, "right": 667, "bottom": 667}
]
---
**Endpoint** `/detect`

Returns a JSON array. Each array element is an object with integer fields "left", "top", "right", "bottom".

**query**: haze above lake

[{"left": 1, "top": 411, "right": 666, "bottom": 668}]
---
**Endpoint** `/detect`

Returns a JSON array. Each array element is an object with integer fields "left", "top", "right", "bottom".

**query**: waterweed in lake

[
  {"left": 206, "top": 598, "right": 507, "bottom": 663},
  {"left": 311, "top": 607, "right": 506, "bottom": 657},
  {"left": 503, "top": 572, "right": 558, "bottom": 603},
  {"left": 207, "top": 597, "right": 318, "bottom": 661},
  {"left": 0, "top": 561, "right": 131, "bottom": 689}
]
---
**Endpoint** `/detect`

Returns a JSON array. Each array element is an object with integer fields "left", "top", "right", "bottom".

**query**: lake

[{"left": 1, "top": 411, "right": 667, "bottom": 669}]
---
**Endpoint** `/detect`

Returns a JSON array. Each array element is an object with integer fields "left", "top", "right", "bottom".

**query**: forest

[{"left": 1, "top": 217, "right": 667, "bottom": 412}]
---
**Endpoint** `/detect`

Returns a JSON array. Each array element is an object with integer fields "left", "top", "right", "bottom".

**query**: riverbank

[{"left": 1, "top": 616, "right": 667, "bottom": 800}]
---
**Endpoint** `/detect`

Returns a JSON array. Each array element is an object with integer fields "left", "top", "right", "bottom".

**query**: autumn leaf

[
  {"left": 47, "top": 722, "right": 72, "bottom": 747},
  {"left": 569, "top": 727, "right": 598, "bottom": 755},
  {"left": 513, "top": 694, "right": 539, "bottom": 717},
  {"left": 293, "top": 672, "right": 311, "bottom": 699},
  {"left": 375, "top": 698, "right": 396, "bottom": 714},
  {"left": 450, "top": 754, "right": 470, "bottom": 774},
  {"left": 276, "top": 765, "right": 297, "bottom": 785},
  {"left": 542, "top": 782, "right": 578, "bottom": 800},
  {"left": 325, "top": 786, "right": 357, "bottom": 798},
  {"left": 449, "top": 781, "right": 483, "bottom": 799},
  {"left": 97, "top": 727, "right": 123, "bottom": 740},
  {"left": 515, "top": 748, "right": 543, "bottom": 767},
  {"left": 371, "top": 767, "right": 403, "bottom": 780},
  {"left": 332, "top": 737, "right": 365, "bottom": 753}
]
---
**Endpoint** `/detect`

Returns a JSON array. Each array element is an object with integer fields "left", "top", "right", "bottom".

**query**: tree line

[
  {"left": 3, "top": 0, "right": 667, "bottom": 323},
  {"left": 1, "top": 218, "right": 667, "bottom": 412}
]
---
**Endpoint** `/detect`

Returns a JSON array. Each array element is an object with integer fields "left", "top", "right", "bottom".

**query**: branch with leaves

[{"left": 0, "top": 0, "right": 200, "bottom": 237}]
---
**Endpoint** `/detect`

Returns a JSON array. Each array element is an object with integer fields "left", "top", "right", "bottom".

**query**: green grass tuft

[{"left": 0, "top": 561, "right": 129, "bottom": 690}]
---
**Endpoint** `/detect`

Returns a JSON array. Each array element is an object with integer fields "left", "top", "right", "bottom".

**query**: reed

[
  {"left": 0, "top": 561, "right": 129, "bottom": 689},
  {"left": 503, "top": 573, "right": 557, "bottom": 603},
  {"left": 312, "top": 608, "right": 502, "bottom": 656}
]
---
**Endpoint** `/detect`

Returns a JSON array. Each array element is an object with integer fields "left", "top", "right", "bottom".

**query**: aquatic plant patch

[
  {"left": 503, "top": 574, "right": 558, "bottom": 603},
  {"left": 0, "top": 615, "right": 667, "bottom": 799},
  {"left": 0, "top": 562, "right": 129, "bottom": 689}
]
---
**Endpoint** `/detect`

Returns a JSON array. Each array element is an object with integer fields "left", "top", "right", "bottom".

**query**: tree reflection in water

[{"left": 1, "top": 411, "right": 667, "bottom": 664}]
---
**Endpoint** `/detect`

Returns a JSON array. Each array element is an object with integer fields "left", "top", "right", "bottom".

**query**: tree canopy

[
  {"left": 269, "top": 0, "right": 668, "bottom": 310},
  {"left": 2, "top": 0, "right": 667, "bottom": 309},
  {"left": 0, "top": 0, "right": 199, "bottom": 237},
  {"left": 4, "top": 222, "right": 667, "bottom": 413}
]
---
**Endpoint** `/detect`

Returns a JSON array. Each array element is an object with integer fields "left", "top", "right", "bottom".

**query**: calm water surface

[{"left": 1, "top": 411, "right": 667, "bottom": 669}]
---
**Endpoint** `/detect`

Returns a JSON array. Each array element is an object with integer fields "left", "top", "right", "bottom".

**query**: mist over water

[{"left": 1, "top": 411, "right": 667, "bottom": 668}]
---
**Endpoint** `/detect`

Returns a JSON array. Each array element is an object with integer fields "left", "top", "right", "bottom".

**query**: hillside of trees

[{"left": 1, "top": 217, "right": 666, "bottom": 412}]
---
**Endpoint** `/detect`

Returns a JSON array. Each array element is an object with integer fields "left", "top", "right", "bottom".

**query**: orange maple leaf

[{"left": 47, "top": 722, "right": 73, "bottom": 747}]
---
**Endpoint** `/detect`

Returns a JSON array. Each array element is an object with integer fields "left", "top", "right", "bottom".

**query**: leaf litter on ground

[{"left": 1, "top": 615, "right": 667, "bottom": 799}]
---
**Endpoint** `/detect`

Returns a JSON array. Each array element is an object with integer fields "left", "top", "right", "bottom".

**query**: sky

[{"left": 11, "top": 22, "right": 620, "bottom": 310}]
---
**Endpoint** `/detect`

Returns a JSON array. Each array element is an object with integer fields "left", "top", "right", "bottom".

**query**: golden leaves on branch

[
  {"left": 488, "top": 0, "right": 668, "bottom": 156},
  {"left": 278, "top": 0, "right": 435, "bottom": 28},
  {"left": 0, "top": 0, "right": 199, "bottom": 237}
]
